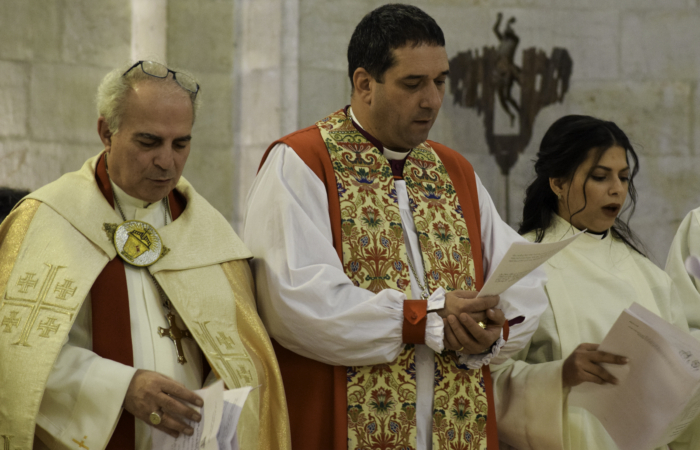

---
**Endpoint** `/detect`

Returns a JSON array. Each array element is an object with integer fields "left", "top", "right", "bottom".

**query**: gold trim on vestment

[
  {"left": 0, "top": 200, "right": 41, "bottom": 301},
  {"left": 221, "top": 260, "right": 291, "bottom": 450},
  {"left": 0, "top": 200, "right": 41, "bottom": 450},
  {"left": 0, "top": 200, "right": 83, "bottom": 450}
]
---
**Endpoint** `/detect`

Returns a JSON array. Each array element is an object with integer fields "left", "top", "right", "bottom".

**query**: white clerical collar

[
  {"left": 110, "top": 180, "right": 162, "bottom": 211},
  {"left": 553, "top": 213, "right": 608, "bottom": 240},
  {"left": 348, "top": 106, "right": 409, "bottom": 161}
]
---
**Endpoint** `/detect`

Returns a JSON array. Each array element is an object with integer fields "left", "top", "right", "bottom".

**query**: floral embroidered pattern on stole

[{"left": 317, "top": 109, "right": 488, "bottom": 450}]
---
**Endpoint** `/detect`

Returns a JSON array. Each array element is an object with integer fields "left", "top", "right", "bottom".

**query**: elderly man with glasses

[{"left": 0, "top": 61, "right": 290, "bottom": 450}]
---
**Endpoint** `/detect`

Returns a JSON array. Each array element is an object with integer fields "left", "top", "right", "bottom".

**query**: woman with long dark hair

[{"left": 491, "top": 115, "right": 691, "bottom": 450}]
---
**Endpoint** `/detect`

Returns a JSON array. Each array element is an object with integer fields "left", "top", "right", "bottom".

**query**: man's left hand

[
  {"left": 442, "top": 307, "right": 505, "bottom": 354},
  {"left": 437, "top": 290, "right": 499, "bottom": 324}
]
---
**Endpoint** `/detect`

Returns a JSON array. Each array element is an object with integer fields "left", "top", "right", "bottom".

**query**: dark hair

[
  {"left": 347, "top": 4, "right": 445, "bottom": 89},
  {"left": 519, "top": 115, "right": 645, "bottom": 255}
]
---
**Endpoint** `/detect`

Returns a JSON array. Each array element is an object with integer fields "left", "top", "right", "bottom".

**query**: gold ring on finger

[
  {"left": 149, "top": 410, "right": 163, "bottom": 426},
  {"left": 456, "top": 346, "right": 464, "bottom": 352},
  {"left": 478, "top": 321, "right": 486, "bottom": 329}
]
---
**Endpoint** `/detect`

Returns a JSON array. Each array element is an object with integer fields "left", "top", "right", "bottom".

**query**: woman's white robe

[{"left": 492, "top": 215, "right": 689, "bottom": 450}]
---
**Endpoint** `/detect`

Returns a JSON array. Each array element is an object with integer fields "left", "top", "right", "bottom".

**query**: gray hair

[{"left": 96, "top": 60, "right": 201, "bottom": 134}]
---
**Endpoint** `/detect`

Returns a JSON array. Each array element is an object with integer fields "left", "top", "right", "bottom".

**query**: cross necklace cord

[
  {"left": 406, "top": 252, "right": 431, "bottom": 300},
  {"left": 105, "top": 154, "right": 193, "bottom": 364}
]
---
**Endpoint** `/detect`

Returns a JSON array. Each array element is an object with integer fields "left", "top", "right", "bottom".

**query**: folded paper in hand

[
  {"left": 151, "top": 380, "right": 255, "bottom": 450},
  {"left": 569, "top": 303, "right": 700, "bottom": 450},
  {"left": 477, "top": 230, "right": 583, "bottom": 298}
]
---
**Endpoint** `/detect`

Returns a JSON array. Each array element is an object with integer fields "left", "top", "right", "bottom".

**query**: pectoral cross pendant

[{"left": 158, "top": 313, "right": 193, "bottom": 365}]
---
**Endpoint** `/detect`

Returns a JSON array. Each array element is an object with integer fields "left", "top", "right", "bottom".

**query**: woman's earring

[{"left": 556, "top": 192, "right": 562, "bottom": 200}]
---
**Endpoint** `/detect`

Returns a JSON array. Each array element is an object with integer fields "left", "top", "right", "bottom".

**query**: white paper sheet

[
  {"left": 218, "top": 387, "right": 254, "bottom": 450},
  {"left": 151, "top": 380, "right": 255, "bottom": 450},
  {"left": 477, "top": 231, "right": 583, "bottom": 297},
  {"left": 569, "top": 303, "right": 700, "bottom": 450}
]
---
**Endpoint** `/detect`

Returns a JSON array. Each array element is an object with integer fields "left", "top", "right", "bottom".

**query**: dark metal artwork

[{"left": 449, "top": 13, "right": 573, "bottom": 220}]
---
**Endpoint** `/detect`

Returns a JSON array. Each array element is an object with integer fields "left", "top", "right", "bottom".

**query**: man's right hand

[
  {"left": 437, "top": 290, "right": 504, "bottom": 354},
  {"left": 124, "top": 369, "right": 203, "bottom": 438},
  {"left": 443, "top": 306, "right": 505, "bottom": 354}
]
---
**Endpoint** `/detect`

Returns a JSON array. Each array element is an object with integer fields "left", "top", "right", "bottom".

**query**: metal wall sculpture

[{"left": 449, "top": 13, "right": 573, "bottom": 222}]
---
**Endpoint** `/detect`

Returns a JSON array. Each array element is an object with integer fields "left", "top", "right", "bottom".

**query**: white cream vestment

[
  {"left": 666, "top": 206, "right": 700, "bottom": 340},
  {"left": 492, "top": 215, "right": 690, "bottom": 450},
  {"left": 665, "top": 206, "right": 700, "bottom": 449}
]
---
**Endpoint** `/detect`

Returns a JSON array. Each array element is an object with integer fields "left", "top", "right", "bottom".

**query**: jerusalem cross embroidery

[
  {"left": 0, "top": 264, "right": 80, "bottom": 347},
  {"left": 54, "top": 279, "right": 78, "bottom": 300},
  {"left": 317, "top": 109, "right": 487, "bottom": 450},
  {"left": 192, "top": 321, "right": 254, "bottom": 388},
  {"left": 2, "top": 435, "right": 14, "bottom": 450}
]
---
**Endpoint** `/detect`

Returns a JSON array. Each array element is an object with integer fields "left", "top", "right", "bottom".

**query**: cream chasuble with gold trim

[{"left": 0, "top": 155, "right": 290, "bottom": 450}]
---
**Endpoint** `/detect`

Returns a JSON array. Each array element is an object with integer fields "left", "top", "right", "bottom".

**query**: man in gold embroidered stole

[
  {"left": 244, "top": 4, "right": 548, "bottom": 450},
  {"left": 0, "top": 61, "right": 289, "bottom": 450}
]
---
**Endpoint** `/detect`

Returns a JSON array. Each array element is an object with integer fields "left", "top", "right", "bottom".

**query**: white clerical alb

[{"left": 111, "top": 181, "right": 204, "bottom": 449}]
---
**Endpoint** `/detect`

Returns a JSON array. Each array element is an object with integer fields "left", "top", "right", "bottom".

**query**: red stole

[
  {"left": 91, "top": 154, "right": 186, "bottom": 449},
  {"left": 259, "top": 126, "right": 504, "bottom": 449}
]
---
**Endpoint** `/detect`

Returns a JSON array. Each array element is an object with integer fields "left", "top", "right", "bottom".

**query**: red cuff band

[{"left": 402, "top": 300, "right": 428, "bottom": 344}]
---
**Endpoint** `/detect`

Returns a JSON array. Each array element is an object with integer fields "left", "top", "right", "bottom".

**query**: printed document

[
  {"left": 569, "top": 303, "right": 700, "bottom": 450},
  {"left": 477, "top": 230, "right": 583, "bottom": 297}
]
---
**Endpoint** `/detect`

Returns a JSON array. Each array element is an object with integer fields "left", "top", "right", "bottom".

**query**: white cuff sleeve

[
  {"left": 58, "top": 359, "right": 137, "bottom": 447},
  {"left": 425, "top": 287, "right": 446, "bottom": 353},
  {"left": 35, "top": 345, "right": 137, "bottom": 450},
  {"left": 457, "top": 331, "right": 506, "bottom": 370}
]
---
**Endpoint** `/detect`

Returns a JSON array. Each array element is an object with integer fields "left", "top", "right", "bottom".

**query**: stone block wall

[
  {"left": 295, "top": 0, "right": 700, "bottom": 264},
  {"left": 168, "top": 0, "right": 236, "bottom": 221},
  {"left": 3, "top": 0, "right": 700, "bottom": 265},
  {"left": 0, "top": 0, "right": 240, "bottom": 224},
  {"left": 0, "top": 0, "right": 130, "bottom": 193}
]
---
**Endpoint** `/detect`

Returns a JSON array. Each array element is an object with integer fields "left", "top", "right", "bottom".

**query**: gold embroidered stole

[
  {"left": 0, "top": 200, "right": 108, "bottom": 450},
  {"left": 317, "top": 110, "right": 489, "bottom": 450}
]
